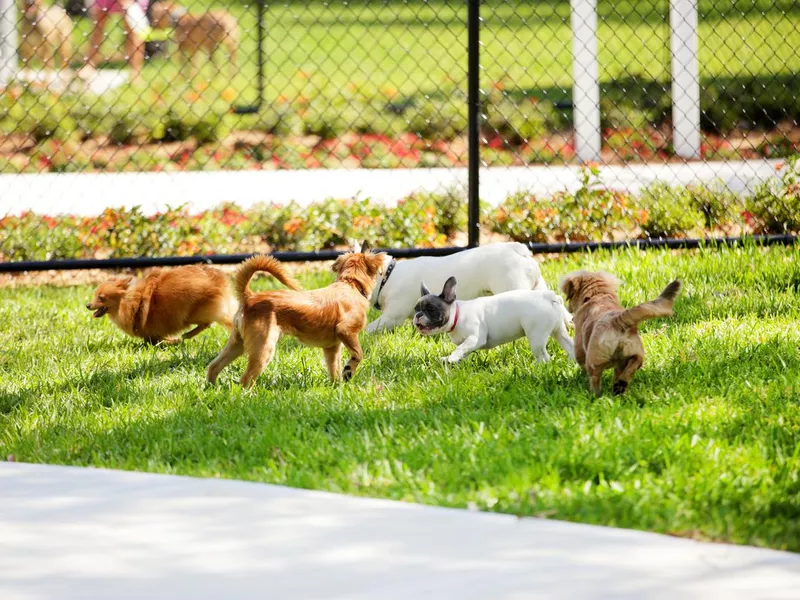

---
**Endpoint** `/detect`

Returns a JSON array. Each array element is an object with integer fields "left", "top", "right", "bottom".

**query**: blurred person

[{"left": 83, "top": 0, "right": 150, "bottom": 81}]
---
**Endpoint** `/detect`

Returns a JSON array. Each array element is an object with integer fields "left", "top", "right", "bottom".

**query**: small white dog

[
  {"left": 367, "top": 242, "right": 548, "bottom": 333},
  {"left": 413, "top": 276, "right": 574, "bottom": 364}
]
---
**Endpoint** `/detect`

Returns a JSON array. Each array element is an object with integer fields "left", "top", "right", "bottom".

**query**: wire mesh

[{"left": 0, "top": 0, "right": 798, "bottom": 269}]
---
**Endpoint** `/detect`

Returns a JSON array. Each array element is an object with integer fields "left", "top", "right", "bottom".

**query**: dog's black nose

[{"left": 86, "top": 303, "right": 91, "bottom": 309}]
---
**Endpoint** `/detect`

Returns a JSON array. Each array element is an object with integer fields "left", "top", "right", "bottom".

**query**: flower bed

[
  {"left": 2, "top": 161, "right": 798, "bottom": 263},
  {"left": 2, "top": 81, "right": 800, "bottom": 174}
]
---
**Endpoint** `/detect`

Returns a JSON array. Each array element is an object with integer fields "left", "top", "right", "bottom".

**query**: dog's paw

[
  {"left": 366, "top": 322, "right": 379, "bottom": 334},
  {"left": 612, "top": 380, "right": 628, "bottom": 396},
  {"left": 342, "top": 364, "right": 354, "bottom": 381},
  {"left": 441, "top": 355, "right": 461, "bottom": 364}
]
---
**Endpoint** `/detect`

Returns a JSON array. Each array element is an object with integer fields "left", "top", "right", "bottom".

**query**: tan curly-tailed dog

[
  {"left": 87, "top": 265, "right": 235, "bottom": 344},
  {"left": 149, "top": 2, "right": 239, "bottom": 77},
  {"left": 559, "top": 271, "right": 681, "bottom": 396},
  {"left": 20, "top": 0, "right": 73, "bottom": 70},
  {"left": 207, "top": 243, "right": 386, "bottom": 388}
]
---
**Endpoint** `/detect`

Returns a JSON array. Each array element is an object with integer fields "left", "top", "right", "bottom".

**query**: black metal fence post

[
  {"left": 467, "top": 0, "right": 481, "bottom": 247},
  {"left": 233, "top": 0, "right": 265, "bottom": 115}
]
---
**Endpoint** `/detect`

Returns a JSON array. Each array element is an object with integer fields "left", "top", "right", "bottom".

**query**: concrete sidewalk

[
  {"left": 0, "top": 160, "right": 781, "bottom": 216},
  {"left": 1, "top": 462, "right": 799, "bottom": 599}
]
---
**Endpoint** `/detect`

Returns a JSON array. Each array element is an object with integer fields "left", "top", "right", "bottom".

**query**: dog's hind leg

[
  {"left": 183, "top": 323, "right": 210, "bottom": 340},
  {"left": 338, "top": 332, "right": 363, "bottom": 381},
  {"left": 323, "top": 343, "right": 343, "bottom": 380},
  {"left": 207, "top": 329, "right": 244, "bottom": 383},
  {"left": 613, "top": 354, "right": 643, "bottom": 396},
  {"left": 551, "top": 320, "right": 575, "bottom": 360},
  {"left": 240, "top": 320, "right": 279, "bottom": 388},
  {"left": 523, "top": 321, "right": 554, "bottom": 363},
  {"left": 527, "top": 337, "right": 551, "bottom": 363}
]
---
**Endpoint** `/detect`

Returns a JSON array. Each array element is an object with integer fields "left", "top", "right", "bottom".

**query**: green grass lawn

[
  {"left": 2, "top": 243, "right": 800, "bottom": 550},
  {"left": 70, "top": 0, "right": 800, "bottom": 118}
]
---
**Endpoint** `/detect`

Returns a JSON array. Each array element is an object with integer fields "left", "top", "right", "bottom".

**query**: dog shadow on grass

[{"left": 5, "top": 332, "right": 795, "bottom": 464}]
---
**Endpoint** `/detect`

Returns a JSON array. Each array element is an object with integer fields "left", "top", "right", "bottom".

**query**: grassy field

[
  {"left": 2, "top": 244, "right": 800, "bottom": 550},
  {"left": 72, "top": 0, "right": 800, "bottom": 108}
]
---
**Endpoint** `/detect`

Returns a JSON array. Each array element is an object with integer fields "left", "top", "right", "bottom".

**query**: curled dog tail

[
  {"left": 610, "top": 280, "right": 682, "bottom": 331},
  {"left": 235, "top": 255, "right": 302, "bottom": 303}
]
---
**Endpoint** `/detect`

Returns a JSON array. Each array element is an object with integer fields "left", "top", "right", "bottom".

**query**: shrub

[
  {"left": 408, "top": 99, "right": 468, "bottom": 141},
  {"left": 485, "top": 191, "right": 556, "bottom": 243},
  {"left": 0, "top": 212, "right": 85, "bottom": 260},
  {"left": 30, "top": 140, "right": 91, "bottom": 173},
  {"left": 245, "top": 202, "right": 308, "bottom": 250},
  {"left": 483, "top": 97, "right": 548, "bottom": 145},
  {"left": 685, "top": 181, "right": 743, "bottom": 232},
  {"left": 109, "top": 114, "right": 137, "bottom": 145},
  {"left": 190, "top": 112, "right": 227, "bottom": 145},
  {"left": 486, "top": 165, "right": 638, "bottom": 243},
  {"left": 18, "top": 90, "right": 78, "bottom": 142},
  {"left": 600, "top": 77, "right": 671, "bottom": 130},
  {"left": 745, "top": 158, "right": 800, "bottom": 234},
  {"left": 637, "top": 181, "right": 702, "bottom": 238},
  {"left": 0, "top": 178, "right": 779, "bottom": 263}
]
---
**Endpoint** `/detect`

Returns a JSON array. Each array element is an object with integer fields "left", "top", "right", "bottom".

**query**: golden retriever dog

[
  {"left": 19, "top": 0, "right": 73, "bottom": 70},
  {"left": 559, "top": 271, "right": 681, "bottom": 396},
  {"left": 149, "top": 2, "right": 239, "bottom": 77},
  {"left": 87, "top": 265, "right": 236, "bottom": 344},
  {"left": 207, "top": 244, "right": 386, "bottom": 388}
]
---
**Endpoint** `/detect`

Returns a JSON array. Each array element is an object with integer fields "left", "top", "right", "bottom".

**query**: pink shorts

[{"left": 94, "top": 0, "right": 148, "bottom": 15}]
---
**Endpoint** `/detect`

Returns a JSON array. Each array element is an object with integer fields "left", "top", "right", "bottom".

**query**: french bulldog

[{"left": 413, "top": 276, "right": 575, "bottom": 365}]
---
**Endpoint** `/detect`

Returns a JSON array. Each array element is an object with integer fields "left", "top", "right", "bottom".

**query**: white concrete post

[
  {"left": 669, "top": 0, "right": 701, "bottom": 159},
  {"left": 0, "top": 0, "right": 18, "bottom": 87},
  {"left": 570, "top": 0, "right": 601, "bottom": 162}
]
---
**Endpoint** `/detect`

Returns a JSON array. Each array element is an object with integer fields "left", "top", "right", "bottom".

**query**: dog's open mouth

[
  {"left": 415, "top": 324, "right": 435, "bottom": 335},
  {"left": 92, "top": 307, "right": 107, "bottom": 318}
]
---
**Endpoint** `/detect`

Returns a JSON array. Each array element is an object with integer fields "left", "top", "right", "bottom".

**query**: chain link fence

[{"left": 0, "top": 0, "right": 798, "bottom": 269}]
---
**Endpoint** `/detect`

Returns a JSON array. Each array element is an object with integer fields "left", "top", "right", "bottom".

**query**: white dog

[
  {"left": 413, "top": 276, "right": 574, "bottom": 364},
  {"left": 367, "top": 242, "right": 547, "bottom": 333}
]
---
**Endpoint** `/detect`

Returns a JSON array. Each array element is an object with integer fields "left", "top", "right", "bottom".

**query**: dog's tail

[
  {"left": 235, "top": 255, "right": 302, "bottom": 303},
  {"left": 544, "top": 291, "right": 575, "bottom": 359},
  {"left": 610, "top": 280, "right": 682, "bottom": 331}
]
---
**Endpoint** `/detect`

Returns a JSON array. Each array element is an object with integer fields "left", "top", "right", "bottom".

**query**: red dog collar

[{"left": 448, "top": 302, "right": 459, "bottom": 333}]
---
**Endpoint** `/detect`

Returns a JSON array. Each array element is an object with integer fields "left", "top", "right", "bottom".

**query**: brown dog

[
  {"left": 559, "top": 271, "right": 681, "bottom": 396},
  {"left": 149, "top": 2, "right": 239, "bottom": 77},
  {"left": 87, "top": 265, "right": 236, "bottom": 344},
  {"left": 19, "top": 0, "right": 73, "bottom": 70},
  {"left": 207, "top": 244, "right": 386, "bottom": 388}
]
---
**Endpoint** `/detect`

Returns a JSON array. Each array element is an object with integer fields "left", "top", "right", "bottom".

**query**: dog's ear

[
  {"left": 365, "top": 251, "right": 385, "bottom": 275},
  {"left": 420, "top": 280, "right": 431, "bottom": 297},
  {"left": 118, "top": 275, "right": 134, "bottom": 289},
  {"left": 360, "top": 240, "right": 371, "bottom": 253},
  {"left": 559, "top": 273, "right": 577, "bottom": 301},
  {"left": 441, "top": 276, "right": 457, "bottom": 304},
  {"left": 331, "top": 254, "right": 346, "bottom": 274}
]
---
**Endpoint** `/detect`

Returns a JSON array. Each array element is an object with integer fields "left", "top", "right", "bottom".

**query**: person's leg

[
  {"left": 87, "top": 7, "right": 109, "bottom": 69},
  {"left": 120, "top": 7, "right": 145, "bottom": 82}
]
